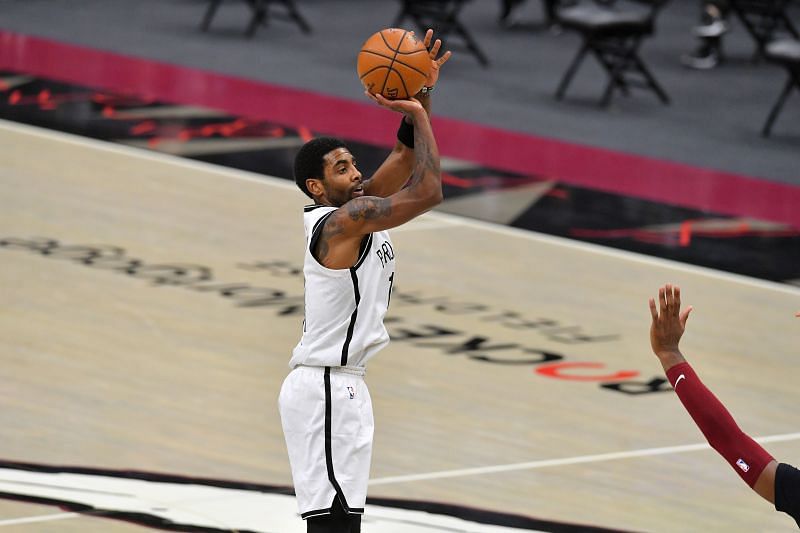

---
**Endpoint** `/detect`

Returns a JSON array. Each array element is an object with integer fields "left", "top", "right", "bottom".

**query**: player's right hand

[{"left": 365, "top": 90, "right": 424, "bottom": 116}]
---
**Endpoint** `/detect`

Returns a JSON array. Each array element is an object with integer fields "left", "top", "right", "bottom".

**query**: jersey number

[{"left": 387, "top": 272, "right": 395, "bottom": 306}]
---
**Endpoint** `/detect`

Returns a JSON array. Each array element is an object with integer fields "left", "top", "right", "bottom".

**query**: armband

[{"left": 397, "top": 117, "right": 414, "bottom": 149}]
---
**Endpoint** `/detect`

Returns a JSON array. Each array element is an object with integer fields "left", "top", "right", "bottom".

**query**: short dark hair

[{"left": 293, "top": 137, "right": 348, "bottom": 199}]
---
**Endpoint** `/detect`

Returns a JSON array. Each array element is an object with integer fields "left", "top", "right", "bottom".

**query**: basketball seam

[
  {"left": 389, "top": 58, "right": 429, "bottom": 78},
  {"left": 358, "top": 50, "right": 397, "bottom": 63},
  {"left": 379, "top": 30, "right": 406, "bottom": 97},
  {"left": 359, "top": 52, "right": 427, "bottom": 85},
  {"left": 359, "top": 65, "right": 392, "bottom": 81},
  {"left": 397, "top": 69, "right": 411, "bottom": 100},
  {"left": 378, "top": 30, "right": 429, "bottom": 57},
  {"left": 394, "top": 49, "right": 430, "bottom": 56},
  {"left": 378, "top": 31, "right": 397, "bottom": 52},
  {"left": 377, "top": 32, "right": 428, "bottom": 56}
]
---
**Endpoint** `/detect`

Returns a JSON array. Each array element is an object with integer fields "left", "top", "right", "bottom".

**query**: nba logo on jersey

[
  {"left": 347, "top": 386, "right": 355, "bottom": 399},
  {"left": 736, "top": 458, "right": 750, "bottom": 472}
]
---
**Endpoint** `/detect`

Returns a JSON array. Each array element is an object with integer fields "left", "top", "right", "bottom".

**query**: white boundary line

[
  {"left": 0, "top": 119, "right": 298, "bottom": 192},
  {"left": 0, "top": 512, "right": 79, "bottom": 527},
  {"left": 369, "top": 432, "right": 800, "bottom": 486},
  {"left": 2, "top": 119, "right": 798, "bottom": 296}
]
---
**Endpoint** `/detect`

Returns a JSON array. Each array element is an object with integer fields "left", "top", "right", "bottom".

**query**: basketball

[{"left": 357, "top": 28, "right": 431, "bottom": 100}]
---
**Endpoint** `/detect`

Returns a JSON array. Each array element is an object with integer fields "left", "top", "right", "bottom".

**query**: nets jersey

[{"left": 290, "top": 205, "right": 395, "bottom": 369}]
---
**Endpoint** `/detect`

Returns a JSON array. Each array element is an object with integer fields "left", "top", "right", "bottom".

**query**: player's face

[{"left": 320, "top": 148, "right": 364, "bottom": 207}]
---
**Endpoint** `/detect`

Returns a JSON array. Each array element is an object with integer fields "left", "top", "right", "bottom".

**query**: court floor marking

[
  {"left": 368, "top": 431, "right": 800, "bottom": 486},
  {"left": 3, "top": 118, "right": 799, "bottom": 298},
  {"left": 0, "top": 512, "right": 79, "bottom": 527}
]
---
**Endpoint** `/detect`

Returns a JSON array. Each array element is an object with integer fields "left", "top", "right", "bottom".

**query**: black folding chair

[
  {"left": 762, "top": 38, "right": 800, "bottom": 136},
  {"left": 200, "top": 0, "right": 312, "bottom": 38},
  {"left": 499, "top": 0, "right": 564, "bottom": 28},
  {"left": 394, "top": 0, "right": 490, "bottom": 67},
  {"left": 729, "top": 0, "right": 799, "bottom": 60},
  {"left": 554, "top": 0, "right": 669, "bottom": 106}
]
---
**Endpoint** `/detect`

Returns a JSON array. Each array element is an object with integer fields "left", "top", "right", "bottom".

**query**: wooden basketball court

[{"left": 1, "top": 119, "right": 798, "bottom": 532}]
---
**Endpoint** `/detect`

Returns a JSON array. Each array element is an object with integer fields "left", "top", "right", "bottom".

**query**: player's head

[{"left": 294, "top": 137, "right": 363, "bottom": 206}]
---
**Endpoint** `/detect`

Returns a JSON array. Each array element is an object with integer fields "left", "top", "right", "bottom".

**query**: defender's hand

[{"left": 649, "top": 284, "right": 693, "bottom": 359}]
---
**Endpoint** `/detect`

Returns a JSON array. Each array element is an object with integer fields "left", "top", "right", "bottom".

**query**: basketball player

[
  {"left": 278, "top": 31, "right": 451, "bottom": 533},
  {"left": 649, "top": 284, "right": 800, "bottom": 527}
]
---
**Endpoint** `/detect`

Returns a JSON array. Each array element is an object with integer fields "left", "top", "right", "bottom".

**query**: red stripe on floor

[{"left": 1, "top": 31, "right": 798, "bottom": 229}]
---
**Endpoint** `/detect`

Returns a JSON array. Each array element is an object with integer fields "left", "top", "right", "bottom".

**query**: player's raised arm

[
  {"left": 296, "top": 97, "right": 442, "bottom": 270},
  {"left": 364, "top": 29, "right": 451, "bottom": 198},
  {"left": 648, "top": 284, "right": 787, "bottom": 511},
  {"left": 324, "top": 97, "right": 442, "bottom": 235}
]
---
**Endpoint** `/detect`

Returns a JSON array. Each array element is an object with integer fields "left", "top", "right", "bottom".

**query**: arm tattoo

[
  {"left": 346, "top": 197, "right": 392, "bottom": 221},
  {"left": 314, "top": 213, "right": 345, "bottom": 263},
  {"left": 411, "top": 125, "right": 437, "bottom": 184},
  {"left": 313, "top": 202, "right": 390, "bottom": 264}
]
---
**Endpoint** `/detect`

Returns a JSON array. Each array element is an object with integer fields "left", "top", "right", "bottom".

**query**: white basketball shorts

[{"left": 278, "top": 365, "right": 374, "bottom": 519}]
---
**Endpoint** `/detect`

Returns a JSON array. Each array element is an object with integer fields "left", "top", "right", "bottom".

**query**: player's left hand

[{"left": 420, "top": 29, "right": 452, "bottom": 90}]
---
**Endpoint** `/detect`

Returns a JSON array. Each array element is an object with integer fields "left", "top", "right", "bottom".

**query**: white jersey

[{"left": 289, "top": 204, "right": 395, "bottom": 369}]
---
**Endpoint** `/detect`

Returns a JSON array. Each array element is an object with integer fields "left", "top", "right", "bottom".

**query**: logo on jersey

[
  {"left": 736, "top": 458, "right": 750, "bottom": 472},
  {"left": 375, "top": 240, "right": 395, "bottom": 268},
  {"left": 347, "top": 386, "right": 355, "bottom": 399}
]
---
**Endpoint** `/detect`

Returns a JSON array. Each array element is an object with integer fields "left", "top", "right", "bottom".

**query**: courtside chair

[
  {"left": 762, "top": 38, "right": 800, "bottom": 136},
  {"left": 200, "top": 0, "right": 312, "bottom": 38},
  {"left": 729, "top": 0, "right": 799, "bottom": 61},
  {"left": 393, "top": 0, "right": 491, "bottom": 67},
  {"left": 499, "top": 0, "right": 565, "bottom": 29},
  {"left": 554, "top": 0, "right": 669, "bottom": 106}
]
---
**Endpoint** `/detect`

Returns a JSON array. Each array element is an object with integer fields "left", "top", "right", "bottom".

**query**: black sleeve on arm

[
  {"left": 775, "top": 462, "right": 800, "bottom": 527},
  {"left": 397, "top": 116, "right": 414, "bottom": 149}
]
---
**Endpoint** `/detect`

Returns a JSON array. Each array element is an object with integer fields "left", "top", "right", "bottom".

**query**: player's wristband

[{"left": 397, "top": 116, "right": 414, "bottom": 149}]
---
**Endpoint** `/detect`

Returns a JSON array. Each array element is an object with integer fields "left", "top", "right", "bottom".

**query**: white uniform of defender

[{"left": 279, "top": 204, "right": 395, "bottom": 519}]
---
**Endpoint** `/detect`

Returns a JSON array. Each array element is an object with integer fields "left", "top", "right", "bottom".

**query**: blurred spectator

[{"left": 682, "top": 0, "right": 731, "bottom": 69}]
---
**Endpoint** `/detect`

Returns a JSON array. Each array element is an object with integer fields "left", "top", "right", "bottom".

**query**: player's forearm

[
  {"left": 362, "top": 142, "right": 413, "bottom": 197},
  {"left": 364, "top": 94, "right": 431, "bottom": 198},
  {"left": 406, "top": 109, "right": 442, "bottom": 207}
]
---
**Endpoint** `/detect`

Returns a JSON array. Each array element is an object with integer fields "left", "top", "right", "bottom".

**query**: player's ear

[{"left": 306, "top": 178, "right": 325, "bottom": 198}]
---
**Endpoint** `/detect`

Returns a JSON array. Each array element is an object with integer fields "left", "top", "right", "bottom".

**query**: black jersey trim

[
  {"left": 353, "top": 233, "right": 373, "bottom": 270},
  {"left": 304, "top": 204, "right": 328, "bottom": 212},
  {"left": 311, "top": 210, "right": 335, "bottom": 237},
  {"left": 323, "top": 367, "right": 354, "bottom": 515},
  {"left": 309, "top": 210, "right": 336, "bottom": 263},
  {"left": 340, "top": 269, "right": 361, "bottom": 366}
]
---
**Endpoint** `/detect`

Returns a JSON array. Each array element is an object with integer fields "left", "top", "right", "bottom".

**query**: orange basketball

[{"left": 357, "top": 28, "right": 431, "bottom": 100}]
